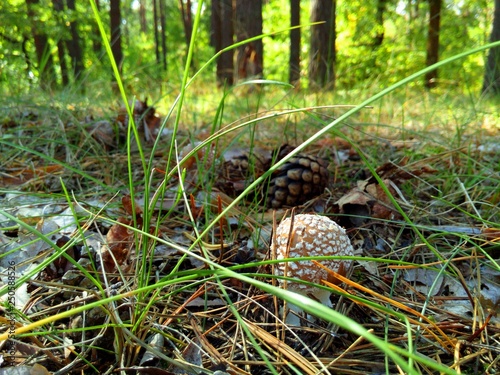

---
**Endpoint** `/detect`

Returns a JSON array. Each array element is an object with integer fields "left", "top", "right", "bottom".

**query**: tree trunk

[
  {"left": 211, "top": 0, "right": 234, "bottom": 86},
  {"left": 374, "top": 0, "right": 387, "bottom": 47},
  {"left": 424, "top": 0, "right": 441, "bottom": 89},
  {"left": 289, "top": 0, "right": 300, "bottom": 85},
  {"left": 210, "top": 0, "right": 221, "bottom": 49},
  {"left": 159, "top": 0, "right": 167, "bottom": 71},
  {"left": 483, "top": 0, "right": 500, "bottom": 95},
  {"left": 56, "top": 42, "right": 69, "bottom": 86},
  {"left": 26, "top": 0, "right": 56, "bottom": 88},
  {"left": 52, "top": 0, "right": 69, "bottom": 86},
  {"left": 309, "top": 0, "right": 336, "bottom": 90},
  {"left": 92, "top": 0, "right": 102, "bottom": 55},
  {"left": 139, "top": 0, "right": 147, "bottom": 33},
  {"left": 219, "top": 0, "right": 233, "bottom": 84},
  {"left": 153, "top": 0, "right": 160, "bottom": 66},
  {"left": 179, "top": 0, "right": 194, "bottom": 69},
  {"left": 234, "top": 0, "right": 263, "bottom": 80},
  {"left": 179, "top": 0, "right": 193, "bottom": 46},
  {"left": 110, "top": 0, "right": 123, "bottom": 73},
  {"left": 56, "top": 39, "right": 69, "bottom": 86},
  {"left": 66, "top": 0, "right": 84, "bottom": 79}
]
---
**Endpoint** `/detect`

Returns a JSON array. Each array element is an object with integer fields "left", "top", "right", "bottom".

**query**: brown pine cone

[
  {"left": 217, "top": 145, "right": 329, "bottom": 208},
  {"left": 266, "top": 152, "right": 329, "bottom": 208}
]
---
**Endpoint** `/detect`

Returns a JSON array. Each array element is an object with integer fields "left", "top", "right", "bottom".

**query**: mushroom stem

[{"left": 283, "top": 288, "right": 332, "bottom": 325}]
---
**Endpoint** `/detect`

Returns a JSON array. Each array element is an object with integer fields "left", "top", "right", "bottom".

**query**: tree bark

[
  {"left": 179, "top": 0, "right": 193, "bottom": 47},
  {"left": 219, "top": 0, "right": 233, "bottom": 83},
  {"left": 482, "top": 0, "right": 500, "bottom": 95},
  {"left": 139, "top": 0, "right": 147, "bottom": 33},
  {"left": 424, "top": 0, "right": 441, "bottom": 89},
  {"left": 92, "top": 0, "right": 102, "bottom": 55},
  {"left": 374, "top": 0, "right": 387, "bottom": 47},
  {"left": 52, "top": 0, "right": 69, "bottom": 86},
  {"left": 56, "top": 40, "right": 69, "bottom": 86},
  {"left": 210, "top": 0, "right": 221, "bottom": 49},
  {"left": 110, "top": 0, "right": 123, "bottom": 73},
  {"left": 309, "top": 0, "right": 336, "bottom": 90},
  {"left": 234, "top": 0, "right": 263, "bottom": 80},
  {"left": 66, "top": 0, "right": 84, "bottom": 79},
  {"left": 26, "top": 0, "right": 56, "bottom": 88},
  {"left": 179, "top": 0, "right": 194, "bottom": 70},
  {"left": 289, "top": 0, "right": 301, "bottom": 85},
  {"left": 211, "top": 0, "right": 234, "bottom": 85},
  {"left": 153, "top": 0, "right": 160, "bottom": 66},
  {"left": 159, "top": 0, "right": 167, "bottom": 71}
]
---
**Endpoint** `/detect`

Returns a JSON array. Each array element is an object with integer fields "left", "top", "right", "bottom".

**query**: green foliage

[
  {"left": 0, "top": 0, "right": 495, "bottom": 96},
  {"left": 0, "top": 0, "right": 31, "bottom": 92},
  {"left": 333, "top": 0, "right": 492, "bottom": 90}
]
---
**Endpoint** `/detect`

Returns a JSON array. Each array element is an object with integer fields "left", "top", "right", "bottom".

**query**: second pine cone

[{"left": 218, "top": 144, "right": 329, "bottom": 208}]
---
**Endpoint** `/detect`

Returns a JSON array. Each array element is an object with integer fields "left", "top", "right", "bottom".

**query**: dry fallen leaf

[
  {"left": 116, "top": 98, "right": 162, "bottom": 143},
  {"left": 122, "top": 195, "right": 143, "bottom": 217},
  {"left": 102, "top": 216, "right": 133, "bottom": 272},
  {"left": 336, "top": 159, "right": 437, "bottom": 224},
  {"left": 336, "top": 178, "right": 400, "bottom": 224},
  {"left": 0, "top": 164, "right": 64, "bottom": 187}
]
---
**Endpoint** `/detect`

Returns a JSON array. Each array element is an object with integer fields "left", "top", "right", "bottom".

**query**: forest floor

[{"left": 0, "top": 85, "right": 499, "bottom": 375}]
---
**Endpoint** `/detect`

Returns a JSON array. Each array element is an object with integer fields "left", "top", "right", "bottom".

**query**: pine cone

[
  {"left": 217, "top": 145, "right": 329, "bottom": 208},
  {"left": 266, "top": 153, "right": 329, "bottom": 208}
]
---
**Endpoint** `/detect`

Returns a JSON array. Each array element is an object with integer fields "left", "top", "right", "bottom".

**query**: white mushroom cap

[{"left": 272, "top": 214, "right": 354, "bottom": 323}]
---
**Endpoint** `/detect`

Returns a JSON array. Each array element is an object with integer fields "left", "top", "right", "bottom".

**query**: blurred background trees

[
  {"left": 308, "top": 0, "right": 336, "bottom": 90},
  {"left": 483, "top": 0, "right": 500, "bottom": 94},
  {"left": 0, "top": 0, "right": 497, "bottom": 95}
]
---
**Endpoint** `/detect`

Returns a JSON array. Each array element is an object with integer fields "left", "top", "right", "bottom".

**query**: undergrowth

[{"left": 0, "top": 4, "right": 499, "bottom": 375}]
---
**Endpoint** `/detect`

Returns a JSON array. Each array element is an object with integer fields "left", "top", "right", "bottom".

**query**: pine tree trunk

[
  {"left": 424, "top": 0, "right": 441, "bottom": 89},
  {"left": 234, "top": 0, "right": 263, "bottom": 80},
  {"left": 92, "top": 0, "right": 102, "bottom": 55},
  {"left": 374, "top": 0, "right": 387, "bottom": 47},
  {"left": 180, "top": 0, "right": 193, "bottom": 47},
  {"left": 66, "top": 0, "right": 84, "bottom": 79},
  {"left": 52, "top": 0, "right": 69, "bottom": 86},
  {"left": 483, "top": 0, "right": 500, "bottom": 95},
  {"left": 211, "top": 0, "right": 234, "bottom": 85},
  {"left": 289, "top": 0, "right": 301, "bottom": 85},
  {"left": 110, "top": 0, "right": 123, "bottom": 73},
  {"left": 26, "top": 0, "right": 56, "bottom": 88},
  {"left": 309, "top": 0, "right": 336, "bottom": 90},
  {"left": 153, "top": 0, "right": 160, "bottom": 66},
  {"left": 159, "top": 0, "right": 167, "bottom": 71},
  {"left": 139, "top": 0, "right": 147, "bottom": 33}
]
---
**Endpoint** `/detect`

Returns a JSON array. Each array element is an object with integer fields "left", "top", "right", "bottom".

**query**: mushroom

[{"left": 272, "top": 214, "right": 354, "bottom": 325}]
